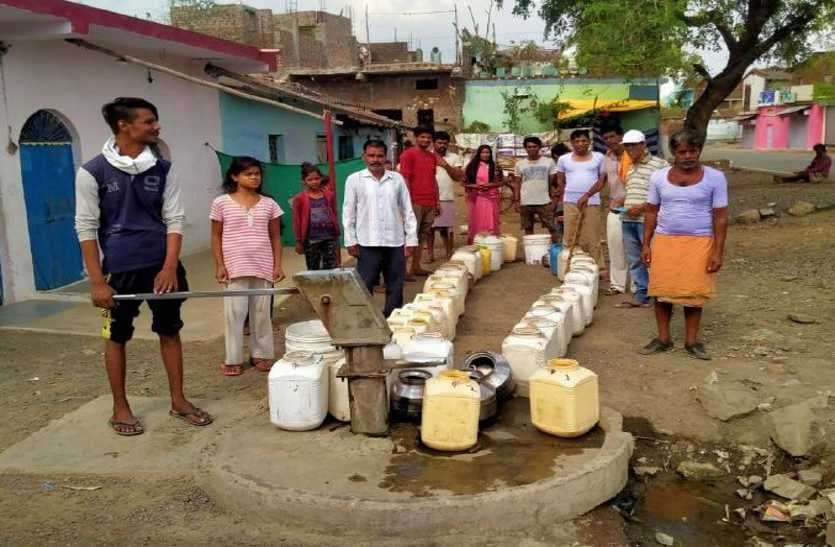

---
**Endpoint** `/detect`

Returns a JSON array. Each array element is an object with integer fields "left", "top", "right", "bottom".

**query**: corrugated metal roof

[{"left": 775, "top": 105, "right": 810, "bottom": 116}]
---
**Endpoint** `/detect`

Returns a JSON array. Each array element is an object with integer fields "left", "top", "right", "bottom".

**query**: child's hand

[
  {"left": 295, "top": 242, "right": 304, "bottom": 255},
  {"left": 273, "top": 265, "right": 286, "bottom": 283},
  {"left": 215, "top": 265, "right": 229, "bottom": 284}
]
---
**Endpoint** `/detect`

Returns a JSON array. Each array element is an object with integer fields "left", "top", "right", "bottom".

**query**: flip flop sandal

[
  {"left": 685, "top": 343, "right": 712, "bottom": 361},
  {"left": 251, "top": 358, "right": 273, "bottom": 372},
  {"left": 220, "top": 364, "right": 243, "bottom": 377},
  {"left": 605, "top": 287, "right": 624, "bottom": 296},
  {"left": 615, "top": 301, "right": 650, "bottom": 309},
  {"left": 108, "top": 418, "right": 144, "bottom": 437},
  {"left": 169, "top": 407, "right": 214, "bottom": 427},
  {"left": 639, "top": 338, "right": 674, "bottom": 355}
]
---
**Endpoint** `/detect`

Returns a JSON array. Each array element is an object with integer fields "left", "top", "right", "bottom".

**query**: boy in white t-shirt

[
  {"left": 556, "top": 129, "right": 606, "bottom": 265},
  {"left": 513, "top": 136, "right": 559, "bottom": 241},
  {"left": 429, "top": 131, "right": 464, "bottom": 261}
]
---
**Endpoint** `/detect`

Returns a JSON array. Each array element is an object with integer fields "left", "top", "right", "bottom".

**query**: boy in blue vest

[{"left": 75, "top": 97, "right": 212, "bottom": 436}]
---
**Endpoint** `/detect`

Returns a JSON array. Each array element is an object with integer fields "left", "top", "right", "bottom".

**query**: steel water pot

[{"left": 463, "top": 351, "right": 516, "bottom": 401}]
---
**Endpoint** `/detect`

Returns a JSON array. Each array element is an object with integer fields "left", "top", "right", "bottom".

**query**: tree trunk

[{"left": 684, "top": 72, "right": 745, "bottom": 140}]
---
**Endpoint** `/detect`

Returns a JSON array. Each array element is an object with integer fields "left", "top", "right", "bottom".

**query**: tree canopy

[{"left": 504, "top": 0, "right": 835, "bottom": 136}]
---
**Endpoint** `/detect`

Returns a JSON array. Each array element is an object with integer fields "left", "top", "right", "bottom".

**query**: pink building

[{"left": 753, "top": 103, "right": 826, "bottom": 150}]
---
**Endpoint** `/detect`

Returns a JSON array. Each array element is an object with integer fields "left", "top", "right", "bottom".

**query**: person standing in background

[
  {"left": 558, "top": 130, "right": 606, "bottom": 264},
  {"left": 465, "top": 145, "right": 503, "bottom": 242},
  {"left": 344, "top": 140, "right": 418, "bottom": 316},
  {"left": 398, "top": 127, "right": 439, "bottom": 277},
  {"left": 292, "top": 163, "right": 341, "bottom": 271},
  {"left": 617, "top": 130, "right": 668, "bottom": 309},
  {"left": 514, "top": 136, "right": 559, "bottom": 241},
  {"left": 428, "top": 131, "right": 464, "bottom": 261},
  {"left": 600, "top": 126, "right": 628, "bottom": 295},
  {"left": 641, "top": 130, "right": 729, "bottom": 360}
]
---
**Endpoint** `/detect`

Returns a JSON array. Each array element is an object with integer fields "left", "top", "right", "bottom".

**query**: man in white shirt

[
  {"left": 343, "top": 139, "right": 419, "bottom": 316},
  {"left": 557, "top": 129, "right": 606, "bottom": 265},
  {"left": 513, "top": 136, "right": 559, "bottom": 241},
  {"left": 429, "top": 131, "right": 464, "bottom": 261}
]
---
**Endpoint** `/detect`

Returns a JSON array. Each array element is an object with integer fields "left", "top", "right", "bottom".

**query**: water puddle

[{"left": 379, "top": 397, "right": 605, "bottom": 496}]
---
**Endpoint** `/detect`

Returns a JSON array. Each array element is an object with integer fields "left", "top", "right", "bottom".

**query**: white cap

[{"left": 622, "top": 129, "right": 646, "bottom": 144}]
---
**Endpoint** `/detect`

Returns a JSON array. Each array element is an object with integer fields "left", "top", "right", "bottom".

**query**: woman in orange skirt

[{"left": 640, "top": 130, "right": 729, "bottom": 360}]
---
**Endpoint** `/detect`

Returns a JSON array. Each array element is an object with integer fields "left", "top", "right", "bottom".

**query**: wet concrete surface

[{"left": 380, "top": 397, "right": 605, "bottom": 496}]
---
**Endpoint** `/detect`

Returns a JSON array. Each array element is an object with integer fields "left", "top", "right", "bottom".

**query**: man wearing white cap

[{"left": 616, "top": 129, "right": 668, "bottom": 308}]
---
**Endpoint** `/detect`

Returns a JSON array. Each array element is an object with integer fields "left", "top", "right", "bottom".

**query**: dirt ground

[{"left": 0, "top": 171, "right": 833, "bottom": 545}]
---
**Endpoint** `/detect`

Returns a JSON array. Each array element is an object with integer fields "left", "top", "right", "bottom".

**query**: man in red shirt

[
  {"left": 398, "top": 126, "right": 441, "bottom": 276},
  {"left": 775, "top": 143, "right": 831, "bottom": 183}
]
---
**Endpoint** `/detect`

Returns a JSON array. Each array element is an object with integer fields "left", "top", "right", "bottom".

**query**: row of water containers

[
  {"left": 265, "top": 237, "right": 519, "bottom": 434},
  {"left": 502, "top": 249, "right": 601, "bottom": 395}
]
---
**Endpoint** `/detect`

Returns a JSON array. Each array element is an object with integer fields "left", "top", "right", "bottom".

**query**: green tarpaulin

[{"left": 215, "top": 152, "right": 365, "bottom": 246}]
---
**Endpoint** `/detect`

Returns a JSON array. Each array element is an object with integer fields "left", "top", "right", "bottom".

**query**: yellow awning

[{"left": 555, "top": 99, "right": 657, "bottom": 120}]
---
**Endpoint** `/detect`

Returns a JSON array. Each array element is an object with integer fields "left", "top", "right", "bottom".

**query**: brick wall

[
  {"left": 170, "top": 5, "right": 274, "bottom": 48},
  {"left": 291, "top": 73, "right": 463, "bottom": 130},
  {"left": 369, "top": 42, "right": 410, "bottom": 64}
]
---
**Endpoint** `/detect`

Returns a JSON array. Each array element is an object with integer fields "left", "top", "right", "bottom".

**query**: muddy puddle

[{"left": 379, "top": 397, "right": 605, "bottom": 496}]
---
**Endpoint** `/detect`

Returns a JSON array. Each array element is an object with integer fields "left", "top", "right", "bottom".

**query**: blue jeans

[{"left": 622, "top": 221, "right": 649, "bottom": 304}]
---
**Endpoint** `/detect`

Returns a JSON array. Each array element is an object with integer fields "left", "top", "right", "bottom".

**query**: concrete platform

[
  {"left": 0, "top": 396, "right": 244, "bottom": 476},
  {"left": 198, "top": 398, "right": 634, "bottom": 537}
]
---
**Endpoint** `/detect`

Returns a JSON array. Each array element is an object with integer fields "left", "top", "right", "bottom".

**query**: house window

[
  {"left": 416, "top": 78, "right": 439, "bottom": 90},
  {"left": 316, "top": 135, "right": 328, "bottom": 163},
  {"left": 268, "top": 134, "right": 284, "bottom": 163},
  {"left": 373, "top": 109, "right": 403, "bottom": 121},
  {"left": 417, "top": 109, "right": 435, "bottom": 128},
  {"left": 338, "top": 135, "right": 354, "bottom": 160}
]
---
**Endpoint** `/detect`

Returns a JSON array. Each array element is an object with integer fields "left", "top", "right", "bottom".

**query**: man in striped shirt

[{"left": 617, "top": 130, "right": 668, "bottom": 308}]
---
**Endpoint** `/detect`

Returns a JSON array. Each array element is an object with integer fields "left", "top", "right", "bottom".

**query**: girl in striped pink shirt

[{"left": 210, "top": 157, "right": 284, "bottom": 376}]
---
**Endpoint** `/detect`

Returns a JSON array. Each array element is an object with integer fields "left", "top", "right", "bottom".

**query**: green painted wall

[{"left": 464, "top": 78, "right": 659, "bottom": 133}]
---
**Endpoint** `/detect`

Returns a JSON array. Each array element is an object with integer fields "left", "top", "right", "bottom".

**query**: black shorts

[{"left": 104, "top": 263, "right": 188, "bottom": 344}]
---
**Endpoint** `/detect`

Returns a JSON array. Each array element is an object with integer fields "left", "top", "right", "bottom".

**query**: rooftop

[
  {"left": 287, "top": 63, "right": 459, "bottom": 78},
  {"left": 0, "top": 0, "right": 277, "bottom": 72}
]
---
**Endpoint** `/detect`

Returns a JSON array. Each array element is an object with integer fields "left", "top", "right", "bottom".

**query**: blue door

[{"left": 19, "top": 111, "right": 83, "bottom": 290}]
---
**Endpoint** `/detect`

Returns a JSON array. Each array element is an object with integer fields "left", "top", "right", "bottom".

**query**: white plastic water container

[
  {"left": 502, "top": 325, "right": 549, "bottom": 392},
  {"left": 285, "top": 320, "right": 336, "bottom": 354},
  {"left": 534, "top": 295, "right": 576, "bottom": 345},
  {"left": 563, "top": 282, "right": 594, "bottom": 326},
  {"left": 524, "top": 308, "right": 569, "bottom": 357},
  {"left": 557, "top": 248, "right": 572, "bottom": 281},
  {"left": 500, "top": 234, "right": 519, "bottom": 263},
  {"left": 401, "top": 306, "right": 439, "bottom": 334},
  {"left": 426, "top": 280, "right": 465, "bottom": 317},
  {"left": 402, "top": 332, "right": 454, "bottom": 376},
  {"left": 523, "top": 234, "right": 552, "bottom": 265},
  {"left": 520, "top": 314, "right": 567, "bottom": 359},
  {"left": 451, "top": 250, "right": 482, "bottom": 282},
  {"left": 425, "top": 289, "right": 460, "bottom": 332},
  {"left": 323, "top": 351, "right": 350, "bottom": 422},
  {"left": 391, "top": 326, "right": 417, "bottom": 347},
  {"left": 548, "top": 288, "right": 586, "bottom": 336},
  {"left": 475, "top": 234, "right": 504, "bottom": 271},
  {"left": 427, "top": 269, "right": 469, "bottom": 301},
  {"left": 268, "top": 351, "right": 328, "bottom": 431},
  {"left": 570, "top": 258, "right": 600, "bottom": 304},
  {"left": 410, "top": 298, "right": 454, "bottom": 341}
]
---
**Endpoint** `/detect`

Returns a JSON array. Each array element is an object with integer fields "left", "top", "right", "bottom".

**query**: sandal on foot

[
  {"left": 108, "top": 418, "right": 144, "bottom": 437},
  {"left": 251, "top": 358, "right": 273, "bottom": 372},
  {"left": 616, "top": 300, "right": 651, "bottom": 309},
  {"left": 605, "top": 287, "right": 624, "bottom": 296},
  {"left": 685, "top": 343, "right": 712, "bottom": 361},
  {"left": 220, "top": 364, "right": 243, "bottom": 377},
  {"left": 169, "top": 407, "right": 213, "bottom": 427},
  {"left": 639, "top": 338, "right": 674, "bottom": 355}
]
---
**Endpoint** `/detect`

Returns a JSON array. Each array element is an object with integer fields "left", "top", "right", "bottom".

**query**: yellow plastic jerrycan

[
  {"left": 529, "top": 358, "right": 599, "bottom": 438},
  {"left": 476, "top": 245, "right": 492, "bottom": 277},
  {"left": 421, "top": 370, "right": 481, "bottom": 451}
]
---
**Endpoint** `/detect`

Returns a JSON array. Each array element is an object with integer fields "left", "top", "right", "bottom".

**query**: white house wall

[{"left": 0, "top": 40, "right": 223, "bottom": 303}]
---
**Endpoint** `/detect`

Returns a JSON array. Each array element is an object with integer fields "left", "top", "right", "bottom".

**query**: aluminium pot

[
  {"left": 466, "top": 369, "right": 498, "bottom": 422},
  {"left": 463, "top": 351, "right": 516, "bottom": 401},
  {"left": 390, "top": 369, "right": 432, "bottom": 420}
]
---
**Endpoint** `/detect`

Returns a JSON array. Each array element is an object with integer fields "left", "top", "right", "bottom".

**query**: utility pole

[
  {"left": 365, "top": 4, "right": 371, "bottom": 53},
  {"left": 453, "top": 4, "right": 460, "bottom": 65},
  {"left": 394, "top": 28, "right": 397, "bottom": 42}
]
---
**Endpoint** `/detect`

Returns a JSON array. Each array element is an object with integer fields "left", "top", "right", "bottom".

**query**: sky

[
  {"left": 75, "top": 0, "right": 733, "bottom": 100},
  {"left": 76, "top": 0, "right": 555, "bottom": 64}
]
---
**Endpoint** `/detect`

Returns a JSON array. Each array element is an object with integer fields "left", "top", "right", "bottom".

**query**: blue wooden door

[{"left": 20, "top": 138, "right": 83, "bottom": 290}]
